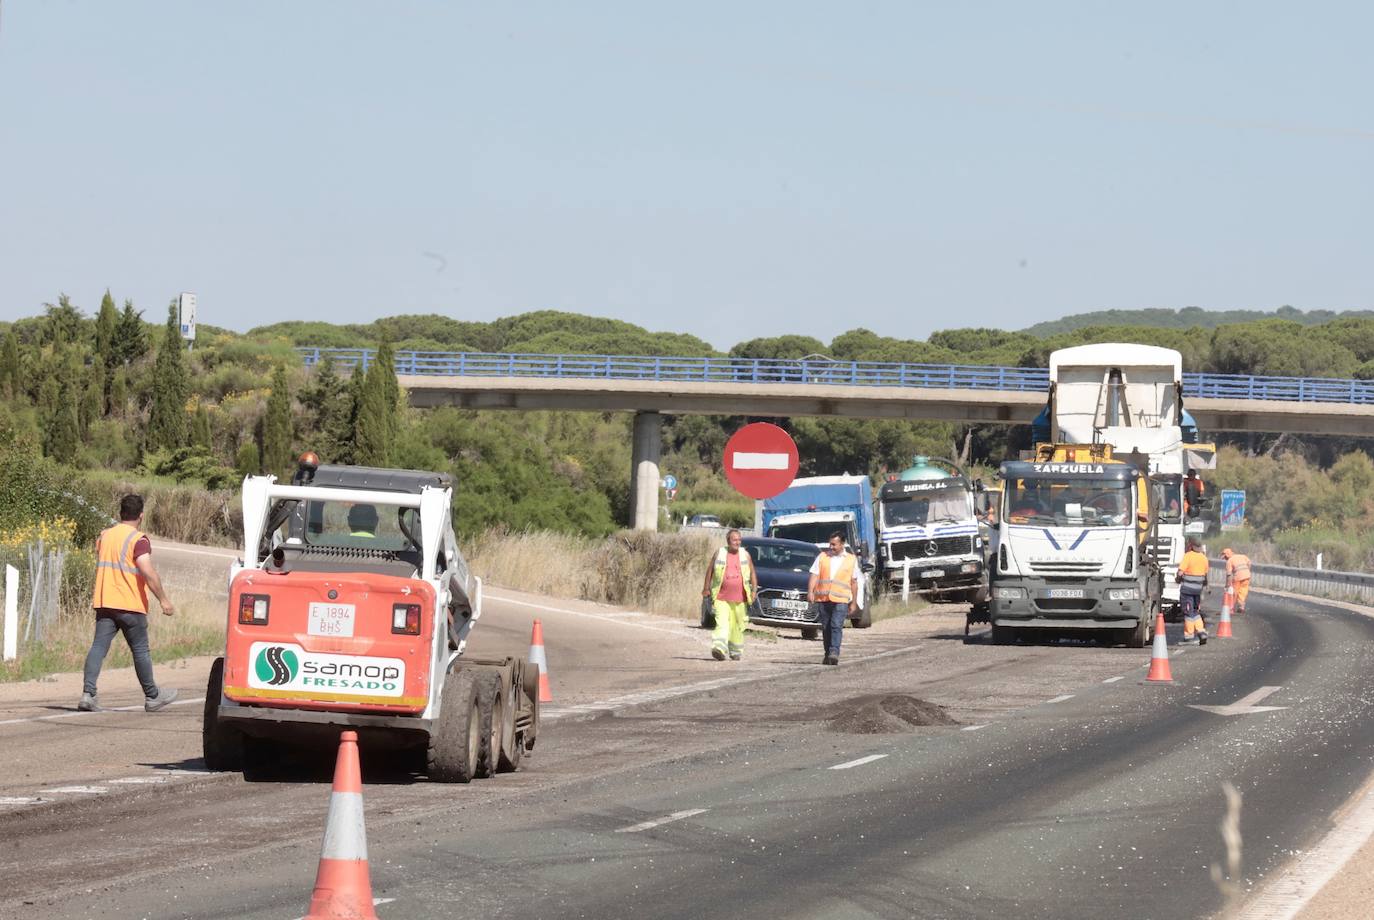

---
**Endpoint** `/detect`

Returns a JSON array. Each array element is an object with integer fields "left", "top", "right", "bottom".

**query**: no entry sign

[{"left": 723, "top": 423, "right": 799, "bottom": 500}]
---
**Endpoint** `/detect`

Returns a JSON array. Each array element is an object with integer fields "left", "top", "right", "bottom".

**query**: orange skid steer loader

[{"left": 202, "top": 454, "right": 539, "bottom": 782}]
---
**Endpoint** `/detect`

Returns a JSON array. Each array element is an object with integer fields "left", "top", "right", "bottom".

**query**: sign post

[
  {"left": 1220, "top": 489, "right": 1246, "bottom": 531},
  {"left": 3, "top": 564, "right": 17, "bottom": 662},
  {"left": 723, "top": 423, "right": 799, "bottom": 500}
]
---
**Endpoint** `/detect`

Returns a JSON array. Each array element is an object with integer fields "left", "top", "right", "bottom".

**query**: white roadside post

[
  {"left": 902, "top": 564, "right": 910, "bottom": 603},
  {"left": 3, "top": 564, "right": 17, "bottom": 661}
]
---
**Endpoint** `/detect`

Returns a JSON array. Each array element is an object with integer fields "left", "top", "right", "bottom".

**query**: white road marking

[
  {"left": 108, "top": 776, "right": 168, "bottom": 785},
  {"left": 0, "top": 796, "right": 41, "bottom": 806},
  {"left": 614, "top": 808, "right": 709, "bottom": 833},
  {"left": 1189, "top": 686, "right": 1286, "bottom": 717},
  {"left": 1046, "top": 694, "right": 1075, "bottom": 704},
  {"left": 1103, "top": 676, "right": 1124, "bottom": 683},
  {"left": 160, "top": 544, "right": 238, "bottom": 560},
  {"left": 1239, "top": 782, "right": 1374, "bottom": 920},
  {"left": 731, "top": 451, "right": 791, "bottom": 470},
  {"left": 47, "top": 785, "right": 109, "bottom": 795},
  {"left": 486, "top": 592, "right": 698, "bottom": 638},
  {"left": 961, "top": 725, "right": 987, "bottom": 732},
  {"left": 0, "top": 696, "right": 204, "bottom": 727},
  {"left": 830, "top": 754, "right": 888, "bottom": 771}
]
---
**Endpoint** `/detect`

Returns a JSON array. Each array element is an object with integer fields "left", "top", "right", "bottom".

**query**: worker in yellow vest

[
  {"left": 809, "top": 531, "right": 859, "bottom": 666},
  {"left": 1222, "top": 548, "right": 1252, "bottom": 615},
  {"left": 700, "top": 529, "right": 758, "bottom": 661},
  {"left": 1175, "top": 538, "right": 1210, "bottom": 645},
  {"left": 80, "top": 495, "right": 179, "bottom": 712}
]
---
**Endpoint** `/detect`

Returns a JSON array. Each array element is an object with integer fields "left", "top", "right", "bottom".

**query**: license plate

[
  {"left": 920, "top": 569, "right": 943, "bottom": 578},
  {"left": 1047, "top": 589, "right": 1085, "bottom": 599},
  {"left": 308, "top": 602, "right": 356, "bottom": 637},
  {"left": 769, "top": 598, "right": 810, "bottom": 611}
]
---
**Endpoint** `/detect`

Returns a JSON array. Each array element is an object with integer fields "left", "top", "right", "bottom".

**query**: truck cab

[
  {"left": 876, "top": 457, "right": 983, "bottom": 601},
  {"left": 990, "top": 443, "right": 1159, "bottom": 646}
]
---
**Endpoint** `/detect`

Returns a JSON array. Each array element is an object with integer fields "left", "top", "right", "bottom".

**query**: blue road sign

[
  {"left": 1220, "top": 489, "right": 1246, "bottom": 531},
  {"left": 662, "top": 475, "right": 678, "bottom": 491}
]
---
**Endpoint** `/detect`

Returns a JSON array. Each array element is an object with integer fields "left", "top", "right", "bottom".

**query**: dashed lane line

[
  {"left": 614, "top": 809, "right": 709, "bottom": 833},
  {"left": 830, "top": 754, "right": 888, "bottom": 771},
  {"left": 47, "top": 786, "right": 110, "bottom": 795},
  {"left": 0, "top": 796, "right": 40, "bottom": 806},
  {"left": 1104, "top": 676, "right": 1125, "bottom": 683},
  {"left": 1046, "top": 694, "right": 1075, "bottom": 704},
  {"left": 961, "top": 725, "right": 988, "bottom": 732},
  {"left": 0, "top": 696, "right": 204, "bottom": 727}
]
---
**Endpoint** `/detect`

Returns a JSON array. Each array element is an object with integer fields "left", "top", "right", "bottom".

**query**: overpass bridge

[{"left": 300, "top": 348, "right": 1373, "bottom": 528}]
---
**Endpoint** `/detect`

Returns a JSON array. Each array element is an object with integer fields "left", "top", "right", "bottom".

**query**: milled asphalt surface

[{"left": 5, "top": 588, "right": 1374, "bottom": 919}]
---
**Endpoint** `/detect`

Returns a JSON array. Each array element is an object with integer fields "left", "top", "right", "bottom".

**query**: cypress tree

[
  {"left": 235, "top": 441, "right": 261, "bottom": 479},
  {"left": 45, "top": 382, "right": 80, "bottom": 463},
  {"left": 354, "top": 350, "right": 397, "bottom": 467},
  {"left": 109, "top": 367, "right": 128, "bottom": 418},
  {"left": 79, "top": 361, "right": 105, "bottom": 438},
  {"left": 192, "top": 403, "right": 213, "bottom": 450},
  {"left": 95, "top": 290, "right": 117, "bottom": 361},
  {"left": 114, "top": 300, "right": 148, "bottom": 366},
  {"left": 1, "top": 330, "right": 19, "bottom": 399},
  {"left": 302, "top": 355, "right": 350, "bottom": 462},
  {"left": 339, "top": 366, "right": 366, "bottom": 465},
  {"left": 262, "top": 364, "right": 294, "bottom": 476},
  {"left": 147, "top": 304, "right": 190, "bottom": 450}
]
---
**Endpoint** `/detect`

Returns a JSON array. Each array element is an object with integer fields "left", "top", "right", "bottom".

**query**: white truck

[
  {"left": 876, "top": 457, "right": 984, "bottom": 602},
  {"left": 1035, "top": 343, "right": 1216, "bottom": 618}
]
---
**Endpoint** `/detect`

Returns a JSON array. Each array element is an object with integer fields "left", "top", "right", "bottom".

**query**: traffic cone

[
  {"left": 1221, "top": 585, "right": 1235, "bottom": 619},
  {"left": 304, "top": 731, "right": 378, "bottom": 920},
  {"left": 1146, "top": 610, "right": 1173, "bottom": 682},
  {"left": 528, "top": 619, "right": 553, "bottom": 703},
  {"left": 1216, "top": 598, "right": 1234, "bottom": 638}
]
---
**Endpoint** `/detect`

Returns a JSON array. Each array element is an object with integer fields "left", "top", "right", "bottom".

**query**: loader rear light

[
  {"left": 392, "top": 603, "right": 422, "bottom": 635},
  {"left": 238, "top": 593, "right": 270, "bottom": 625}
]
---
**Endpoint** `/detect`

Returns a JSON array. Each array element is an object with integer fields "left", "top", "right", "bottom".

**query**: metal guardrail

[
  {"left": 296, "top": 347, "right": 1374, "bottom": 405},
  {"left": 1208, "top": 559, "right": 1374, "bottom": 606}
]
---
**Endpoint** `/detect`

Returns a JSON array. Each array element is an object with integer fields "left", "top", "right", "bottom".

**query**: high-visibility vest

[
  {"left": 1177, "top": 550, "right": 1209, "bottom": 596},
  {"left": 815, "top": 552, "right": 856, "bottom": 604},
  {"left": 710, "top": 549, "right": 755, "bottom": 604},
  {"left": 1227, "top": 554, "right": 1252, "bottom": 582},
  {"left": 92, "top": 522, "right": 149, "bottom": 613}
]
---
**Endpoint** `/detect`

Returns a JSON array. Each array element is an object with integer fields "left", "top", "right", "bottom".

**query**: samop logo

[{"left": 255, "top": 646, "right": 300, "bottom": 686}]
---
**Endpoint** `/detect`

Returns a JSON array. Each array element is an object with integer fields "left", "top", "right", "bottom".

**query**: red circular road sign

[{"left": 723, "top": 423, "right": 799, "bottom": 500}]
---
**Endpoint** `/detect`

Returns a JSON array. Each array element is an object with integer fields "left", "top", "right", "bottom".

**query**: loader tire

[
  {"left": 427, "top": 669, "right": 480, "bottom": 783},
  {"left": 475, "top": 670, "right": 504, "bottom": 779},
  {"left": 202, "top": 658, "right": 243, "bottom": 773}
]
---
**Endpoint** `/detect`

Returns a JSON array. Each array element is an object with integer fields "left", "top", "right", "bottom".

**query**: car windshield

[
  {"left": 298, "top": 500, "right": 419, "bottom": 551},
  {"left": 1004, "top": 477, "right": 1133, "bottom": 528},
  {"left": 882, "top": 489, "right": 969, "bottom": 527},
  {"left": 770, "top": 521, "right": 849, "bottom": 546},
  {"left": 746, "top": 542, "right": 817, "bottom": 571}
]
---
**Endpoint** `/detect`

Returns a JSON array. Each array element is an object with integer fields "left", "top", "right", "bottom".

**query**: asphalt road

[{"left": 4, "top": 591, "right": 1374, "bottom": 919}]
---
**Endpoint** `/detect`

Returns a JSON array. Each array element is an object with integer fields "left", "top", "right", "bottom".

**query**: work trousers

[
  {"left": 711, "top": 600, "right": 749, "bottom": 659},
  {"left": 83, "top": 609, "right": 158, "bottom": 698},
  {"left": 817, "top": 601, "right": 849, "bottom": 658},
  {"left": 1180, "top": 590, "right": 1206, "bottom": 639},
  {"left": 1233, "top": 580, "right": 1250, "bottom": 613}
]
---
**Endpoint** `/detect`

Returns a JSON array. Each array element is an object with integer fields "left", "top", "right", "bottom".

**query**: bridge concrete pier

[{"left": 629, "top": 411, "right": 662, "bottom": 531}]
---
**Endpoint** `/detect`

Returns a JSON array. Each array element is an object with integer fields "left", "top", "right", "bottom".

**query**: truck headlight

[
  {"left": 960, "top": 562, "right": 980, "bottom": 574},
  {"left": 1107, "top": 588, "right": 1138, "bottom": 601},
  {"left": 994, "top": 586, "right": 1025, "bottom": 599}
]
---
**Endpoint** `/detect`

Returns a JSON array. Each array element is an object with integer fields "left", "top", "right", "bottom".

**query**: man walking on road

[
  {"left": 1176, "top": 538, "right": 1210, "bottom": 645},
  {"left": 701, "top": 529, "right": 758, "bottom": 661},
  {"left": 809, "top": 532, "right": 859, "bottom": 666},
  {"left": 1223, "top": 547, "right": 1252, "bottom": 615},
  {"left": 79, "top": 495, "right": 179, "bottom": 712}
]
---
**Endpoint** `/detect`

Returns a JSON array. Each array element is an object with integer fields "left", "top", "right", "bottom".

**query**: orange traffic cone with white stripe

[
  {"left": 1216, "top": 590, "right": 1234, "bottom": 638},
  {"left": 528, "top": 619, "right": 553, "bottom": 703},
  {"left": 1146, "top": 609, "right": 1173, "bottom": 682},
  {"left": 305, "top": 730, "right": 378, "bottom": 920}
]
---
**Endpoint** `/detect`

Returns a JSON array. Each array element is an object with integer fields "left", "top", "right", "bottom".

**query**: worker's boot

[
  {"left": 77, "top": 693, "right": 100, "bottom": 712},
  {"left": 144, "top": 687, "right": 180, "bottom": 712}
]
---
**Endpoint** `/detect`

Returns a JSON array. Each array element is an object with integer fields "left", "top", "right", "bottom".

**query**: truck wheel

[
  {"left": 991, "top": 625, "right": 1015, "bottom": 645},
  {"left": 475, "top": 670, "right": 504, "bottom": 779},
  {"left": 850, "top": 605, "right": 873, "bottom": 629},
  {"left": 1127, "top": 615, "right": 1150, "bottom": 648},
  {"left": 520, "top": 662, "right": 541, "bottom": 754},
  {"left": 427, "top": 669, "right": 480, "bottom": 783},
  {"left": 202, "top": 658, "right": 243, "bottom": 773}
]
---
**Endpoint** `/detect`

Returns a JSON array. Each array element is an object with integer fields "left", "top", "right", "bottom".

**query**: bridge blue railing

[{"left": 295, "top": 348, "right": 1374, "bottom": 405}]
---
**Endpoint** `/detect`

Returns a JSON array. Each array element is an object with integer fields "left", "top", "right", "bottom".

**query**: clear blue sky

[{"left": 1, "top": 2, "right": 1369, "bottom": 348}]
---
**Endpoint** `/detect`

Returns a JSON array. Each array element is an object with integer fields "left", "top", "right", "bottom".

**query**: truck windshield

[
  {"left": 300, "top": 500, "right": 419, "bottom": 551},
  {"left": 1004, "top": 478, "right": 1132, "bottom": 528},
  {"left": 1153, "top": 480, "right": 1183, "bottom": 524},
  {"left": 882, "top": 490, "right": 968, "bottom": 527},
  {"left": 771, "top": 521, "right": 852, "bottom": 546}
]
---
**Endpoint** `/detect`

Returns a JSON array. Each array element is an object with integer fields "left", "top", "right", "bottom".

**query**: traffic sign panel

[
  {"left": 723, "top": 423, "right": 799, "bottom": 499},
  {"left": 662, "top": 474, "right": 678, "bottom": 491}
]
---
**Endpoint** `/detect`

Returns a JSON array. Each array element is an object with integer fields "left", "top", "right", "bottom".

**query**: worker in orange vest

[
  {"left": 1222, "top": 548, "right": 1252, "bottom": 615},
  {"left": 809, "top": 531, "right": 859, "bottom": 666},
  {"left": 1175, "top": 538, "right": 1210, "bottom": 645},
  {"left": 1184, "top": 471, "right": 1206, "bottom": 518},
  {"left": 80, "top": 495, "right": 179, "bottom": 712}
]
